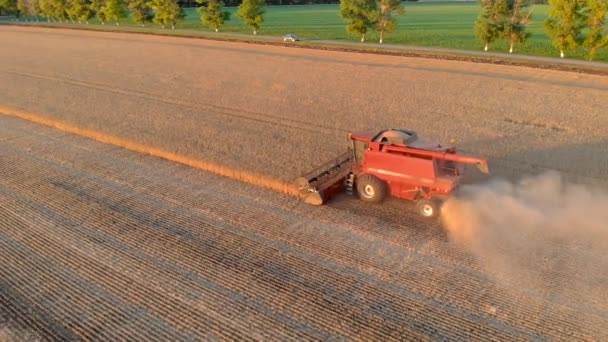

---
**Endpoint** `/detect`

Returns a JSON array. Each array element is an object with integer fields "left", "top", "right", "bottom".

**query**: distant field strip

[
  {"left": 5, "top": 53, "right": 608, "bottom": 92},
  {"left": 0, "top": 105, "right": 299, "bottom": 197}
]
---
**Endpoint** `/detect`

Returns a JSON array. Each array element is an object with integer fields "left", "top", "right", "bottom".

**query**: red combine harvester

[{"left": 295, "top": 129, "right": 489, "bottom": 218}]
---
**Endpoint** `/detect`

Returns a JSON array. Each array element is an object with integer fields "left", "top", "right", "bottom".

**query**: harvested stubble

[
  {"left": 2, "top": 115, "right": 607, "bottom": 340},
  {"left": 1, "top": 26, "right": 608, "bottom": 187}
]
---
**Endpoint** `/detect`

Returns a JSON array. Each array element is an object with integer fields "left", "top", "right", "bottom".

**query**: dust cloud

[{"left": 441, "top": 171, "right": 608, "bottom": 307}]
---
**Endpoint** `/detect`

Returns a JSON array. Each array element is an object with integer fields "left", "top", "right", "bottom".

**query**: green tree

[
  {"left": 39, "top": 0, "right": 67, "bottom": 21},
  {"left": 237, "top": 0, "right": 265, "bottom": 35},
  {"left": 475, "top": 0, "right": 507, "bottom": 51},
  {"left": 66, "top": 0, "right": 92, "bottom": 23},
  {"left": 38, "top": 0, "right": 50, "bottom": 20},
  {"left": 128, "top": 0, "right": 152, "bottom": 26},
  {"left": 24, "top": 0, "right": 42, "bottom": 21},
  {"left": 197, "top": 0, "right": 230, "bottom": 32},
  {"left": 28, "top": 0, "right": 42, "bottom": 20},
  {"left": 374, "top": 0, "right": 404, "bottom": 43},
  {"left": 544, "top": 0, "right": 586, "bottom": 58},
  {"left": 0, "top": 0, "right": 18, "bottom": 16},
  {"left": 149, "top": 0, "right": 184, "bottom": 29},
  {"left": 90, "top": 0, "right": 106, "bottom": 24},
  {"left": 101, "top": 0, "right": 125, "bottom": 25},
  {"left": 503, "top": 0, "right": 533, "bottom": 53},
  {"left": 16, "top": 0, "right": 29, "bottom": 18},
  {"left": 582, "top": 0, "right": 608, "bottom": 60},
  {"left": 339, "top": 0, "right": 377, "bottom": 42},
  {"left": 66, "top": 0, "right": 77, "bottom": 21},
  {"left": 65, "top": 0, "right": 76, "bottom": 23}
]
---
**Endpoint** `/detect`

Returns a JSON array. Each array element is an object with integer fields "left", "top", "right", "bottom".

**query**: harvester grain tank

[{"left": 295, "top": 129, "right": 489, "bottom": 218}]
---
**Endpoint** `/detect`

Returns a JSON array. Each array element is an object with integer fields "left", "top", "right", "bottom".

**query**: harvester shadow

[
  {"left": 460, "top": 138, "right": 608, "bottom": 192},
  {"left": 460, "top": 138, "right": 608, "bottom": 188}
]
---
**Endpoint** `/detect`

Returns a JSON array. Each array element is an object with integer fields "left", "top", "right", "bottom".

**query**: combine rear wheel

[
  {"left": 356, "top": 174, "right": 387, "bottom": 203},
  {"left": 415, "top": 199, "right": 441, "bottom": 218}
]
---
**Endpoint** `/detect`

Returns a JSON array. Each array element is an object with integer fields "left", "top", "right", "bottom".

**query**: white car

[{"left": 282, "top": 34, "right": 300, "bottom": 42}]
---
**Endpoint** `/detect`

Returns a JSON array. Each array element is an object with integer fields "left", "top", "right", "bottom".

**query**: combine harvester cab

[{"left": 295, "top": 129, "right": 489, "bottom": 218}]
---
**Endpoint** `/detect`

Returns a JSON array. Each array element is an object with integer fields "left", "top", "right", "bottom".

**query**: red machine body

[{"left": 296, "top": 129, "right": 489, "bottom": 218}]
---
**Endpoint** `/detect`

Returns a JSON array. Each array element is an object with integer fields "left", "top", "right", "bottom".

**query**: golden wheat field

[
  {"left": 1, "top": 26, "right": 607, "bottom": 340},
  {"left": 1, "top": 26, "right": 608, "bottom": 185}
]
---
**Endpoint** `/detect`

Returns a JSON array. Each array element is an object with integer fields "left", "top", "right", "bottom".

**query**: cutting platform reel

[{"left": 295, "top": 151, "right": 353, "bottom": 205}]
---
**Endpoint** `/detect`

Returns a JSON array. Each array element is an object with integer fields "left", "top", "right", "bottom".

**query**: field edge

[{"left": 2, "top": 22, "right": 608, "bottom": 76}]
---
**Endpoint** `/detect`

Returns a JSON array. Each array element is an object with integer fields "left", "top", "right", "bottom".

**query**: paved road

[{"left": 2, "top": 116, "right": 607, "bottom": 340}]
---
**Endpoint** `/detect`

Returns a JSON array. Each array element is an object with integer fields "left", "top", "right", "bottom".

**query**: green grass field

[{"left": 20, "top": 2, "right": 608, "bottom": 61}]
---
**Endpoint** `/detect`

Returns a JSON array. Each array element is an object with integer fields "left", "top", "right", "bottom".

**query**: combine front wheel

[{"left": 356, "top": 174, "right": 387, "bottom": 203}]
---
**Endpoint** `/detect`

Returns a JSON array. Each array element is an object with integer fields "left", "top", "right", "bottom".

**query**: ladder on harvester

[{"left": 345, "top": 172, "right": 355, "bottom": 196}]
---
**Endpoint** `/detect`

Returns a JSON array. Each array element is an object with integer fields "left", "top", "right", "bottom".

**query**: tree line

[
  {"left": 8, "top": 0, "right": 186, "bottom": 28},
  {"left": 2, "top": 0, "right": 408, "bottom": 38},
  {"left": 3, "top": 0, "right": 267, "bottom": 32},
  {"left": 475, "top": 0, "right": 607, "bottom": 60},
  {"left": 2, "top": 0, "right": 606, "bottom": 60},
  {"left": 0, "top": 0, "right": 418, "bottom": 16},
  {"left": 213, "top": 0, "right": 417, "bottom": 6}
]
